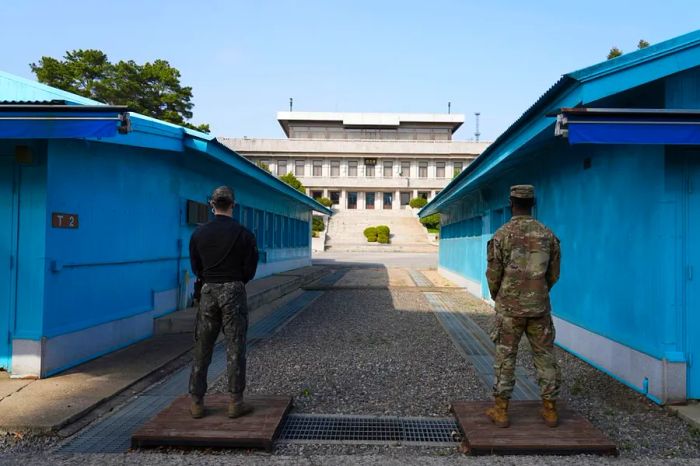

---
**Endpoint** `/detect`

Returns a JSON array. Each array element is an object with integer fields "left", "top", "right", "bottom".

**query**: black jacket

[{"left": 189, "top": 215, "right": 259, "bottom": 284}]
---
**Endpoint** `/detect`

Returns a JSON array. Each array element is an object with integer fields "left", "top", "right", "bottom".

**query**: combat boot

[
  {"left": 485, "top": 396, "right": 510, "bottom": 428},
  {"left": 540, "top": 399, "right": 559, "bottom": 427},
  {"left": 228, "top": 394, "right": 254, "bottom": 419},
  {"left": 190, "top": 395, "right": 204, "bottom": 419}
]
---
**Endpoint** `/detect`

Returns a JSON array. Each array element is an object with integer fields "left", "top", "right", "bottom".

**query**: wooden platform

[
  {"left": 451, "top": 400, "right": 618, "bottom": 456},
  {"left": 131, "top": 395, "right": 292, "bottom": 451}
]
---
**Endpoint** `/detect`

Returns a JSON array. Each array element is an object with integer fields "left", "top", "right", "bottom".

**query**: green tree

[
  {"left": 607, "top": 47, "right": 623, "bottom": 60},
  {"left": 256, "top": 161, "right": 271, "bottom": 173},
  {"left": 638, "top": 39, "right": 650, "bottom": 49},
  {"left": 279, "top": 172, "right": 306, "bottom": 193},
  {"left": 30, "top": 49, "right": 209, "bottom": 132}
]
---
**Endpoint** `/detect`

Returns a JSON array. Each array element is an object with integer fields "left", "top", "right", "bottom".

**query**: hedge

[
  {"left": 376, "top": 225, "right": 390, "bottom": 236},
  {"left": 409, "top": 197, "right": 428, "bottom": 208},
  {"left": 420, "top": 213, "right": 440, "bottom": 230},
  {"left": 363, "top": 226, "right": 378, "bottom": 242},
  {"left": 377, "top": 233, "right": 390, "bottom": 244},
  {"left": 317, "top": 197, "right": 333, "bottom": 207},
  {"left": 312, "top": 216, "right": 325, "bottom": 232}
]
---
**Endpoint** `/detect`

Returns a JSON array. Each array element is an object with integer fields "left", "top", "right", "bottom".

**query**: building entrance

[
  {"left": 383, "top": 192, "right": 393, "bottom": 209},
  {"left": 347, "top": 192, "right": 357, "bottom": 209},
  {"left": 0, "top": 157, "right": 17, "bottom": 370},
  {"left": 400, "top": 192, "right": 410, "bottom": 208},
  {"left": 365, "top": 192, "right": 375, "bottom": 209}
]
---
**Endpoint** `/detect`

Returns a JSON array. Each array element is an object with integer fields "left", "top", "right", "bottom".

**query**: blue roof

[
  {"left": 0, "top": 70, "right": 331, "bottom": 215},
  {"left": 421, "top": 29, "right": 700, "bottom": 217}
]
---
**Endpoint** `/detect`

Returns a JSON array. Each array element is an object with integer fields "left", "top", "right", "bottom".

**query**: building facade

[
  {"left": 222, "top": 112, "right": 489, "bottom": 210},
  {"left": 421, "top": 30, "right": 700, "bottom": 403},
  {"left": 0, "top": 71, "right": 330, "bottom": 378}
]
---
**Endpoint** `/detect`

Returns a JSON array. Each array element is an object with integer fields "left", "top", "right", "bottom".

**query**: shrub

[
  {"left": 312, "top": 230, "right": 319, "bottom": 238},
  {"left": 318, "top": 197, "right": 333, "bottom": 207},
  {"left": 420, "top": 213, "right": 440, "bottom": 230},
  {"left": 363, "top": 226, "right": 378, "bottom": 242},
  {"left": 409, "top": 197, "right": 428, "bottom": 209},
  {"left": 377, "top": 233, "right": 390, "bottom": 244},
  {"left": 280, "top": 172, "right": 305, "bottom": 193},
  {"left": 376, "top": 225, "right": 390, "bottom": 237},
  {"left": 312, "top": 216, "right": 325, "bottom": 232}
]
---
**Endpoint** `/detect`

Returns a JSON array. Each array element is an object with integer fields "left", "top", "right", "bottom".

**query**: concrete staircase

[{"left": 324, "top": 209, "right": 437, "bottom": 252}]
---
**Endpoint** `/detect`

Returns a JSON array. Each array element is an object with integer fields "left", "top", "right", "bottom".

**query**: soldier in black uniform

[{"left": 188, "top": 186, "right": 259, "bottom": 419}]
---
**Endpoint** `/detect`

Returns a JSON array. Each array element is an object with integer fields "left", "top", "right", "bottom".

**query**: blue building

[
  {"left": 0, "top": 71, "right": 331, "bottom": 378},
  {"left": 421, "top": 30, "right": 700, "bottom": 403}
]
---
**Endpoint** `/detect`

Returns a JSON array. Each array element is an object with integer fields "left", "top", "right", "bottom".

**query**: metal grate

[
  {"left": 424, "top": 292, "right": 540, "bottom": 400},
  {"left": 408, "top": 270, "right": 433, "bottom": 288},
  {"left": 278, "top": 414, "right": 460, "bottom": 446}
]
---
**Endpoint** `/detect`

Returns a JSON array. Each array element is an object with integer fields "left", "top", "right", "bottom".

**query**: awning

[
  {"left": 0, "top": 103, "right": 130, "bottom": 139},
  {"left": 554, "top": 108, "right": 700, "bottom": 145}
]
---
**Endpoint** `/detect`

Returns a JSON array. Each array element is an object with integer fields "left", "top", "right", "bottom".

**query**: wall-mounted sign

[
  {"left": 364, "top": 158, "right": 377, "bottom": 166},
  {"left": 52, "top": 213, "right": 79, "bottom": 229}
]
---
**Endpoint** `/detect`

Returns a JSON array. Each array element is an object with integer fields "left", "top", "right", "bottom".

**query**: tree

[
  {"left": 607, "top": 47, "right": 623, "bottom": 60},
  {"left": 638, "top": 39, "right": 650, "bottom": 49},
  {"left": 30, "top": 49, "right": 209, "bottom": 132},
  {"left": 256, "top": 161, "right": 271, "bottom": 173},
  {"left": 279, "top": 172, "right": 306, "bottom": 193}
]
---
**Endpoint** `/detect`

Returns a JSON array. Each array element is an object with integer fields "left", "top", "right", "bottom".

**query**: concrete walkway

[{"left": 0, "top": 265, "right": 328, "bottom": 433}]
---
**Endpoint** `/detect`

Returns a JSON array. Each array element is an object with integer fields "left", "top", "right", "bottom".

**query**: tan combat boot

[
  {"left": 540, "top": 399, "right": 559, "bottom": 427},
  {"left": 485, "top": 396, "right": 510, "bottom": 428},
  {"left": 190, "top": 395, "right": 204, "bottom": 419},
  {"left": 228, "top": 394, "right": 254, "bottom": 419}
]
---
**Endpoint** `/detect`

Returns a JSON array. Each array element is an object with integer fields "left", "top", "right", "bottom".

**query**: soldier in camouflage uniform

[
  {"left": 485, "top": 185, "right": 562, "bottom": 428},
  {"left": 188, "top": 186, "right": 259, "bottom": 419}
]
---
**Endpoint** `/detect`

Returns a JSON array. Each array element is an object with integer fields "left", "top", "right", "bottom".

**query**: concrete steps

[{"left": 325, "top": 209, "right": 436, "bottom": 252}]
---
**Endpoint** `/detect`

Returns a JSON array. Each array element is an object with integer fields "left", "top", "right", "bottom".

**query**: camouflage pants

[
  {"left": 189, "top": 281, "right": 248, "bottom": 398},
  {"left": 490, "top": 313, "right": 561, "bottom": 400}
]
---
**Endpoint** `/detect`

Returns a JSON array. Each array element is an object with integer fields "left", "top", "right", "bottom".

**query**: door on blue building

[
  {"left": 686, "top": 156, "right": 700, "bottom": 398},
  {"left": 0, "top": 157, "right": 17, "bottom": 371}
]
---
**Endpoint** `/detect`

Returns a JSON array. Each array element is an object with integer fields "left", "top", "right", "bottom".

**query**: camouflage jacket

[{"left": 486, "top": 215, "right": 561, "bottom": 317}]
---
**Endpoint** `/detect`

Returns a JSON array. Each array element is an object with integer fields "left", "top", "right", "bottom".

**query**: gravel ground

[
  {"left": 445, "top": 290, "right": 700, "bottom": 460},
  {"left": 212, "top": 288, "right": 489, "bottom": 415},
  {"left": 2, "top": 270, "right": 699, "bottom": 464}
]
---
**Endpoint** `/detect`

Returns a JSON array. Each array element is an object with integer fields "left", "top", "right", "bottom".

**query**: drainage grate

[
  {"left": 278, "top": 414, "right": 460, "bottom": 446},
  {"left": 424, "top": 292, "right": 540, "bottom": 401},
  {"left": 408, "top": 270, "right": 433, "bottom": 288}
]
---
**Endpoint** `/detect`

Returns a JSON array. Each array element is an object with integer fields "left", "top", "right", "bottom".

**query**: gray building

[{"left": 221, "top": 112, "right": 489, "bottom": 210}]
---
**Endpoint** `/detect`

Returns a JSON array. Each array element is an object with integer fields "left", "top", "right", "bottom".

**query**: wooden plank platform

[
  {"left": 131, "top": 394, "right": 292, "bottom": 451},
  {"left": 451, "top": 400, "right": 618, "bottom": 456}
]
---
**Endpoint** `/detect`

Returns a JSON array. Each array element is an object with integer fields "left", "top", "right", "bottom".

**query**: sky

[{"left": 2, "top": 1, "right": 700, "bottom": 141}]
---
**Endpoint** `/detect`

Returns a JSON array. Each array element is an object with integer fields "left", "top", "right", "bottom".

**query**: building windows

[
  {"left": 313, "top": 159, "right": 323, "bottom": 176},
  {"left": 277, "top": 160, "right": 288, "bottom": 176},
  {"left": 347, "top": 192, "right": 358, "bottom": 209},
  {"left": 311, "top": 190, "right": 323, "bottom": 199},
  {"left": 366, "top": 164, "right": 375, "bottom": 177},
  {"left": 331, "top": 160, "right": 340, "bottom": 177},
  {"left": 400, "top": 161, "right": 411, "bottom": 177},
  {"left": 383, "top": 160, "right": 393, "bottom": 178},
  {"left": 366, "top": 192, "right": 375, "bottom": 209},
  {"left": 418, "top": 161, "right": 428, "bottom": 178},
  {"left": 295, "top": 160, "right": 305, "bottom": 177},
  {"left": 330, "top": 191, "right": 340, "bottom": 205},
  {"left": 348, "top": 160, "right": 358, "bottom": 177},
  {"left": 453, "top": 161, "right": 463, "bottom": 176},
  {"left": 436, "top": 161, "right": 445, "bottom": 178}
]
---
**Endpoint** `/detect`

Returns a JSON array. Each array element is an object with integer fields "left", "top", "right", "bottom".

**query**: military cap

[
  {"left": 210, "top": 186, "right": 235, "bottom": 204},
  {"left": 510, "top": 184, "right": 535, "bottom": 199}
]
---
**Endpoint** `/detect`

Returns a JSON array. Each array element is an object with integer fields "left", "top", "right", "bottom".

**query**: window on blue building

[{"left": 265, "top": 212, "right": 273, "bottom": 248}]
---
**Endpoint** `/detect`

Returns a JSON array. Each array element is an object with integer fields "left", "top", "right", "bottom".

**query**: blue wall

[
  {"left": 40, "top": 138, "right": 311, "bottom": 340},
  {"left": 436, "top": 67, "right": 700, "bottom": 399}
]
